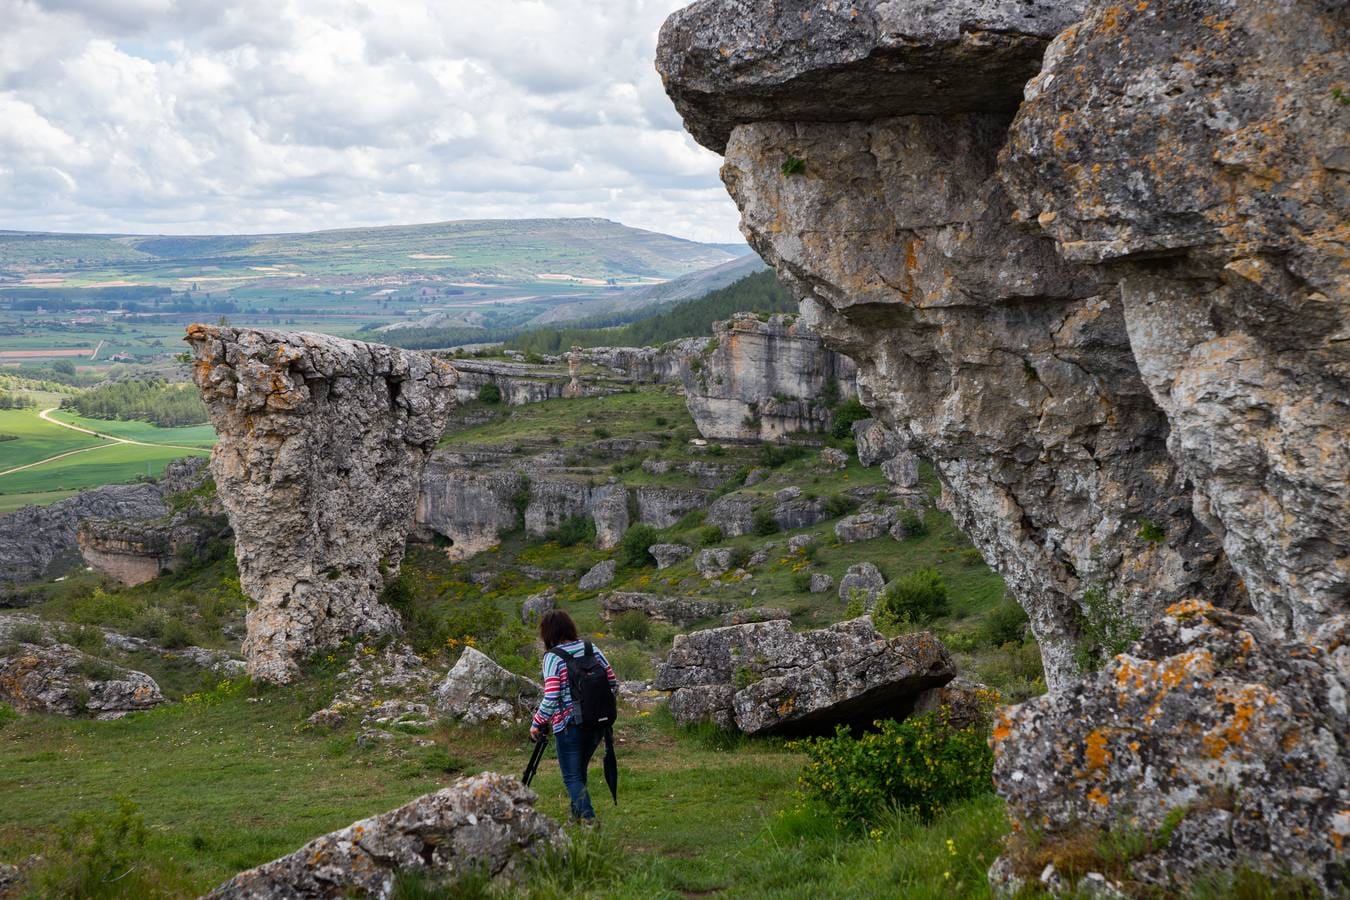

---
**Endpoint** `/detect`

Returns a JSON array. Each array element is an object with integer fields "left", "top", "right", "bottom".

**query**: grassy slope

[{"left": 0, "top": 384, "right": 1032, "bottom": 896}]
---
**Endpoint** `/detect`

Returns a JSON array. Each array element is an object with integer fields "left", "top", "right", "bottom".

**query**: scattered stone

[
  {"left": 618, "top": 680, "right": 665, "bottom": 713},
  {"left": 834, "top": 510, "right": 892, "bottom": 544},
  {"left": 787, "top": 534, "right": 817, "bottom": 554},
  {"left": 818, "top": 448, "right": 848, "bottom": 471},
  {"left": 206, "top": 773, "right": 563, "bottom": 899},
  {"left": 434, "top": 647, "right": 541, "bottom": 725},
  {"left": 0, "top": 643, "right": 164, "bottom": 719},
  {"left": 809, "top": 573, "right": 834, "bottom": 594},
  {"left": 696, "top": 548, "right": 733, "bottom": 579},
  {"left": 774, "top": 486, "right": 802, "bottom": 504},
  {"left": 721, "top": 606, "right": 791, "bottom": 626},
  {"left": 838, "top": 563, "right": 885, "bottom": 609},
  {"left": 599, "top": 592, "right": 735, "bottom": 627},
  {"left": 774, "top": 496, "right": 830, "bottom": 531},
  {"left": 993, "top": 602, "right": 1349, "bottom": 894},
  {"left": 520, "top": 587, "right": 556, "bottom": 624},
  {"left": 578, "top": 559, "right": 617, "bottom": 591},
  {"left": 745, "top": 549, "right": 769, "bottom": 568},
  {"left": 649, "top": 543, "right": 693, "bottom": 569},
  {"left": 881, "top": 452, "right": 920, "bottom": 488},
  {"left": 308, "top": 642, "right": 438, "bottom": 730}
]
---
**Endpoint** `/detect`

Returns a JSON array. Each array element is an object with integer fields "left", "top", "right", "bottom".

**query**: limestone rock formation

[
  {"left": 206, "top": 773, "right": 563, "bottom": 898},
  {"left": 520, "top": 587, "right": 556, "bottom": 624},
  {"left": 186, "top": 325, "right": 457, "bottom": 683},
  {"left": 656, "top": 616, "right": 954, "bottom": 733},
  {"left": 0, "top": 643, "right": 164, "bottom": 719},
  {"left": 721, "top": 605, "right": 790, "bottom": 626},
  {"left": 657, "top": 0, "right": 1240, "bottom": 689},
  {"left": 306, "top": 642, "right": 437, "bottom": 732},
  {"left": 999, "top": 0, "right": 1349, "bottom": 645},
  {"left": 695, "top": 548, "right": 733, "bottom": 579},
  {"left": 680, "top": 314, "right": 857, "bottom": 442},
  {"left": 416, "top": 464, "right": 522, "bottom": 560},
  {"left": 0, "top": 483, "right": 167, "bottom": 587},
  {"left": 994, "top": 602, "right": 1349, "bottom": 894},
  {"left": 434, "top": 648, "right": 542, "bottom": 725},
  {"left": 76, "top": 518, "right": 210, "bottom": 587},
  {"left": 578, "top": 559, "right": 616, "bottom": 592},
  {"left": 707, "top": 494, "right": 753, "bottom": 537},
  {"left": 649, "top": 543, "right": 693, "bottom": 569},
  {"left": 599, "top": 591, "right": 734, "bottom": 627},
  {"left": 837, "top": 562, "right": 885, "bottom": 609}
]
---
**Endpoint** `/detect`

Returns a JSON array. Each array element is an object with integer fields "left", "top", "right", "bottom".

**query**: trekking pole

[{"left": 522, "top": 732, "right": 548, "bottom": 787}]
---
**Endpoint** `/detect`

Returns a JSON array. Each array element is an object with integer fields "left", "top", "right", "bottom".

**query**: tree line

[{"left": 63, "top": 377, "right": 209, "bottom": 427}]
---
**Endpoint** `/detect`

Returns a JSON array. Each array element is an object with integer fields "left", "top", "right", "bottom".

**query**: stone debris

[
  {"left": 206, "top": 773, "right": 564, "bottom": 899},
  {"left": 433, "top": 647, "right": 541, "bottom": 726}
]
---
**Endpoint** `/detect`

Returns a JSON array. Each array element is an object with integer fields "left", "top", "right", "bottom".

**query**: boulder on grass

[
  {"left": 578, "top": 559, "right": 616, "bottom": 591},
  {"left": 834, "top": 510, "right": 892, "bottom": 543},
  {"left": 0, "top": 643, "right": 164, "bottom": 719},
  {"left": 838, "top": 562, "right": 885, "bottom": 609},
  {"left": 520, "top": 587, "right": 556, "bottom": 624},
  {"left": 600, "top": 591, "right": 734, "bottom": 627},
  {"left": 809, "top": 573, "right": 834, "bottom": 594},
  {"left": 696, "top": 548, "right": 733, "bottom": 578},
  {"left": 649, "top": 543, "right": 693, "bottom": 569},
  {"left": 721, "top": 606, "right": 791, "bottom": 626},
  {"left": 433, "top": 647, "right": 541, "bottom": 725},
  {"left": 207, "top": 773, "right": 563, "bottom": 899}
]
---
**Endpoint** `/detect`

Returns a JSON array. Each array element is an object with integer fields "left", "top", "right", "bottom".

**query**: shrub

[
  {"left": 592, "top": 426, "right": 611, "bottom": 439},
  {"left": 825, "top": 494, "right": 856, "bottom": 518},
  {"left": 752, "top": 509, "right": 780, "bottom": 536},
  {"left": 69, "top": 587, "right": 138, "bottom": 627},
  {"left": 612, "top": 610, "right": 651, "bottom": 643},
  {"left": 792, "top": 571, "right": 813, "bottom": 593},
  {"left": 620, "top": 524, "right": 660, "bottom": 568},
  {"left": 56, "top": 623, "right": 107, "bottom": 655},
  {"left": 794, "top": 711, "right": 994, "bottom": 827},
  {"left": 0, "top": 703, "right": 16, "bottom": 728},
  {"left": 1075, "top": 585, "right": 1141, "bottom": 673},
  {"left": 159, "top": 616, "right": 193, "bottom": 650},
  {"left": 699, "top": 525, "right": 724, "bottom": 546},
  {"left": 654, "top": 416, "right": 668, "bottom": 427},
  {"left": 10, "top": 621, "right": 45, "bottom": 644},
  {"left": 549, "top": 514, "right": 595, "bottom": 548},
  {"left": 759, "top": 442, "right": 807, "bottom": 469},
  {"left": 780, "top": 155, "right": 807, "bottom": 176},
  {"left": 984, "top": 599, "right": 1029, "bottom": 647},
  {"left": 477, "top": 382, "right": 502, "bottom": 404},
  {"left": 603, "top": 644, "right": 653, "bottom": 681},
  {"left": 895, "top": 508, "right": 927, "bottom": 538},
  {"left": 31, "top": 796, "right": 156, "bottom": 899},
  {"left": 1137, "top": 518, "right": 1165, "bottom": 543},
  {"left": 877, "top": 568, "right": 949, "bottom": 625},
  {"left": 830, "top": 397, "right": 871, "bottom": 439}
]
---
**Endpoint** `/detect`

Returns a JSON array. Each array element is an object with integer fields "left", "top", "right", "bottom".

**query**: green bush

[
  {"left": 1137, "top": 518, "right": 1165, "bottom": 543},
  {"left": 0, "top": 703, "right": 16, "bottom": 728},
  {"left": 760, "top": 442, "right": 807, "bottom": 469},
  {"left": 56, "top": 623, "right": 107, "bottom": 655},
  {"left": 620, "top": 524, "right": 660, "bottom": 568},
  {"left": 825, "top": 494, "right": 856, "bottom": 518},
  {"left": 877, "top": 568, "right": 949, "bottom": 625},
  {"left": 752, "top": 509, "right": 780, "bottom": 536},
  {"left": 612, "top": 610, "right": 651, "bottom": 643},
  {"left": 31, "top": 796, "right": 157, "bottom": 899},
  {"left": 698, "top": 525, "right": 724, "bottom": 546},
  {"left": 68, "top": 587, "right": 138, "bottom": 627},
  {"left": 159, "top": 616, "right": 193, "bottom": 650},
  {"left": 1075, "top": 585, "right": 1141, "bottom": 673},
  {"left": 830, "top": 397, "right": 871, "bottom": 439},
  {"left": 592, "top": 426, "right": 611, "bottom": 439},
  {"left": 895, "top": 508, "right": 927, "bottom": 538},
  {"left": 603, "top": 644, "right": 653, "bottom": 681},
  {"left": 792, "top": 571, "right": 813, "bottom": 593},
  {"left": 10, "top": 621, "right": 45, "bottom": 644},
  {"left": 985, "top": 599, "right": 1028, "bottom": 647},
  {"left": 477, "top": 382, "right": 502, "bottom": 404},
  {"left": 548, "top": 514, "right": 595, "bottom": 548},
  {"left": 794, "top": 712, "right": 994, "bottom": 827}
]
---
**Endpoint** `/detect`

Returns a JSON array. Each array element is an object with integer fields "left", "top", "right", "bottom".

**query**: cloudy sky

[{"left": 0, "top": 0, "right": 745, "bottom": 243}]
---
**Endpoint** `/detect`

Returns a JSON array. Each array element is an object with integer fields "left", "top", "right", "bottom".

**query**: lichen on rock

[{"left": 185, "top": 325, "right": 457, "bottom": 683}]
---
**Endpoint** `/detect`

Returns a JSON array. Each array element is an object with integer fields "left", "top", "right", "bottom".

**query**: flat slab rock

[
  {"left": 656, "top": 616, "right": 955, "bottom": 735},
  {"left": 206, "top": 772, "right": 563, "bottom": 898},
  {"left": 599, "top": 591, "right": 735, "bottom": 627},
  {"left": 0, "top": 643, "right": 164, "bottom": 720},
  {"left": 657, "top": 0, "right": 1087, "bottom": 152}
]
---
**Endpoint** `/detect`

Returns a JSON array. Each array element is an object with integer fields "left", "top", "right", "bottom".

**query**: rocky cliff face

[
  {"left": 186, "top": 325, "right": 457, "bottom": 683},
  {"left": 658, "top": 0, "right": 1348, "bottom": 890},
  {"left": 660, "top": 2, "right": 1242, "bottom": 688},
  {"left": 681, "top": 313, "right": 857, "bottom": 442}
]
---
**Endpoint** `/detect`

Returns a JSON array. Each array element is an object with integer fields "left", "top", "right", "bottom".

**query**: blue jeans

[{"left": 553, "top": 721, "right": 602, "bottom": 820}]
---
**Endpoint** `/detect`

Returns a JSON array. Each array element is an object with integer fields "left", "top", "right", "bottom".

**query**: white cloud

[{"left": 0, "top": 0, "right": 743, "bottom": 243}]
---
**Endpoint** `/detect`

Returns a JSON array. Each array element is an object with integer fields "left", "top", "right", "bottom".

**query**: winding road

[{"left": 0, "top": 408, "right": 210, "bottom": 479}]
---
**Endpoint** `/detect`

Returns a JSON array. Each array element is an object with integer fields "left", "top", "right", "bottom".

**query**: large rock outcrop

[
  {"left": 680, "top": 314, "right": 857, "bottom": 442},
  {"left": 207, "top": 773, "right": 563, "bottom": 898},
  {"left": 186, "top": 325, "right": 457, "bottom": 683},
  {"left": 0, "top": 483, "right": 168, "bottom": 587},
  {"left": 0, "top": 643, "right": 164, "bottom": 719},
  {"left": 998, "top": 0, "right": 1349, "bottom": 646},
  {"left": 658, "top": 0, "right": 1242, "bottom": 690},
  {"left": 993, "top": 601, "right": 1348, "bottom": 894}
]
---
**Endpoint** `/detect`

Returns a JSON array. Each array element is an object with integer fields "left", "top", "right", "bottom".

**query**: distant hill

[{"left": 0, "top": 218, "right": 742, "bottom": 289}]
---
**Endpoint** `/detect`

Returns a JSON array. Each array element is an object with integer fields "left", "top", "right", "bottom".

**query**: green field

[{"left": 0, "top": 405, "right": 214, "bottom": 512}]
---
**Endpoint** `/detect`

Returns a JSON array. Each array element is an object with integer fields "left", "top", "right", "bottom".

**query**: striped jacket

[{"left": 531, "top": 640, "right": 618, "bottom": 733}]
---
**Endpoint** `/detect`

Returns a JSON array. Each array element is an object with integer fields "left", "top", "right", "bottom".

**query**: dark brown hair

[{"left": 539, "top": 609, "right": 580, "bottom": 649}]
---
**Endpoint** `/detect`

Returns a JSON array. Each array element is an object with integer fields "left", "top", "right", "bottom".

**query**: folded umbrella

[{"left": 602, "top": 725, "right": 618, "bottom": 805}]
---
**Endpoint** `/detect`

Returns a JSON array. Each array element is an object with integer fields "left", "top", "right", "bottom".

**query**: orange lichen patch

[
  {"left": 992, "top": 709, "right": 1014, "bottom": 743},
  {"left": 1085, "top": 728, "right": 1113, "bottom": 770},
  {"left": 1101, "top": 4, "right": 1124, "bottom": 33},
  {"left": 1087, "top": 787, "right": 1110, "bottom": 808},
  {"left": 1165, "top": 598, "right": 1212, "bottom": 620},
  {"left": 1201, "top": 684, "right": 1273, "bottom": 759}
]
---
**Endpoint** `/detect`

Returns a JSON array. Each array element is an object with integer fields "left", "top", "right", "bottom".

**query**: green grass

[
  {"left": 0, "top": 441, "right": 208, "bottom": 499},
  {"left": 48, "top": 409, "right": 216, "bottom": 448},
  {"left": 0, "top": 405, "right": 100, "bottom": 470},
  {"left": 0, "top": 488, "right": 80, "bottom": 513}
]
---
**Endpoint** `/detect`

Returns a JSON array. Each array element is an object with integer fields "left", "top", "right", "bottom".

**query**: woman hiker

[{"left": 529, "top": 609, "right": 620, "bottom": 823}]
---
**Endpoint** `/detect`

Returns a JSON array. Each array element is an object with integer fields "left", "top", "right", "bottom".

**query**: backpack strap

[{"left": 582, "top": 640, "right": 594, "bottom": 660}]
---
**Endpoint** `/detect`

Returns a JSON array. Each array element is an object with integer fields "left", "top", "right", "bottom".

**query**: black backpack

[{"left": 550, "top": 641, "right": 617, "bottom": 730}]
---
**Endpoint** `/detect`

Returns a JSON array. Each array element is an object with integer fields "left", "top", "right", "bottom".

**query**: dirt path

[{"left": 0, "top": 409, "right": 209, "bottom": 479}]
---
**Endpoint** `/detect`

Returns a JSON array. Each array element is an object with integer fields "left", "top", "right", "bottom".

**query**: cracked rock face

[
  {"left": 716, "top": 112, "right": 1237, "bottom": 689},
  {"left": 186, "top": 325, "right": 457, "bottom": 684},
  {"left": 1000, "top": 0, "right": 1349, "bottom": 645},
  {"left": 994, "top": 602, "right": 1349, "bottom": 894}
]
